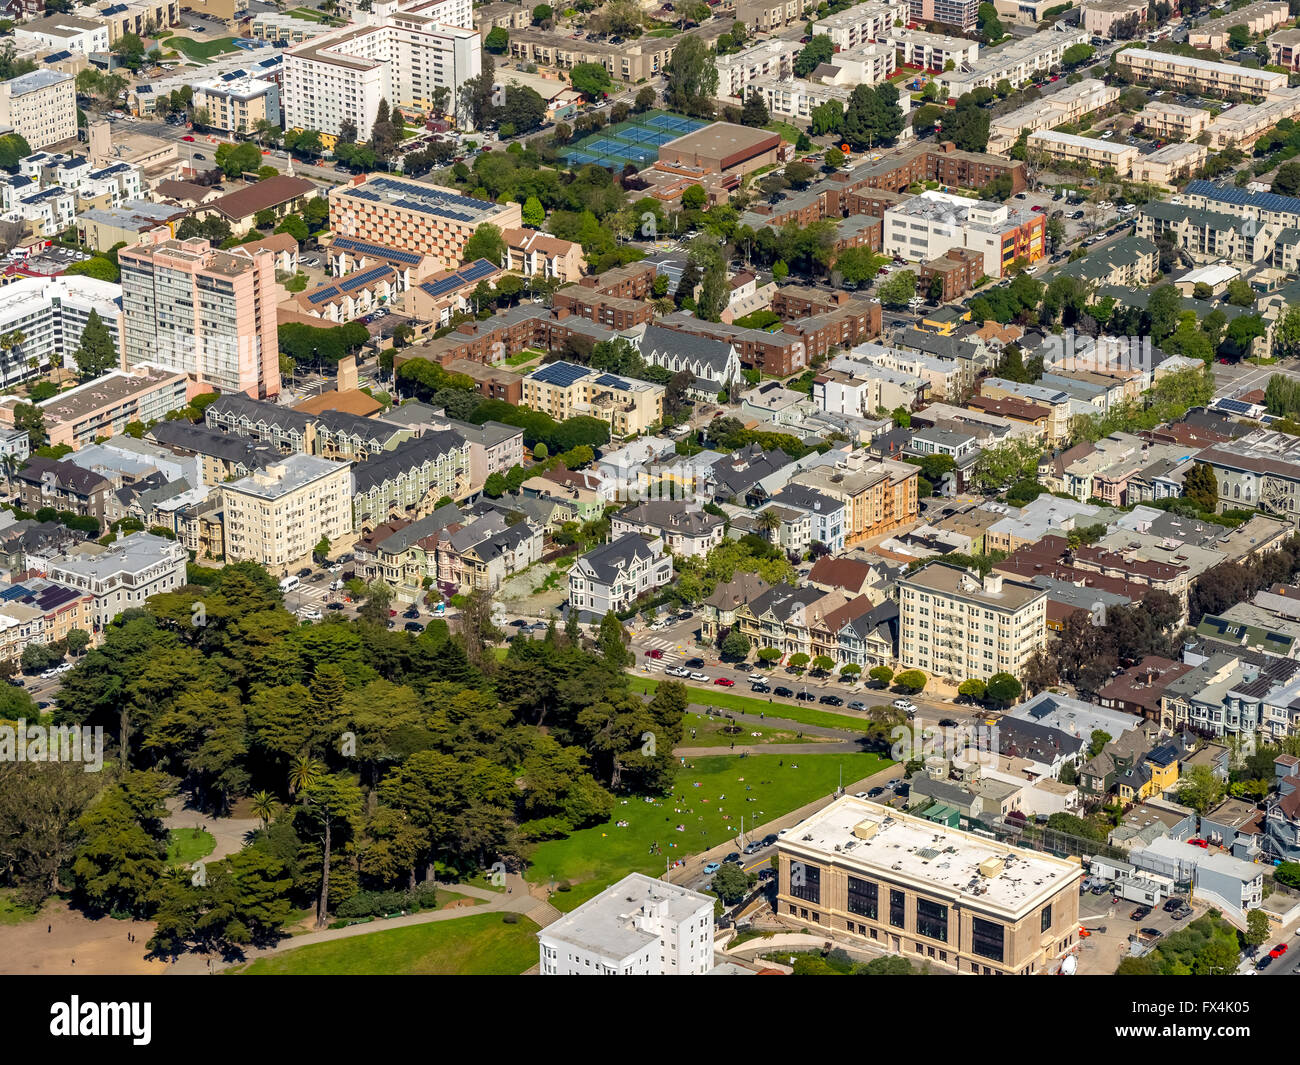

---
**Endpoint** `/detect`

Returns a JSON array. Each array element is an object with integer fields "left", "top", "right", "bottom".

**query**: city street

[{"left": 624, "top": 614, "right": 986, "bottom": 733}]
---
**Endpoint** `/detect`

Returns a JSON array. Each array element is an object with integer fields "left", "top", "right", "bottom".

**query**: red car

[
  {"left": 1187, "top": 838, "right": 1208, "bottom": 848},
  {"left": 713, "top": 677, "right": 735, "bottom": 686},
  {"left": 182, "top": 135, "right": 195, "bottom": 142},
  {"left": 1271, "top": 942, "right": 1289, "bottom": 958},
  {"left": 647, "top": 648, "right": 663, "bottom": 659},
  {"left": 1031, "top": 205, "right": 1044, "bottom": 212}
]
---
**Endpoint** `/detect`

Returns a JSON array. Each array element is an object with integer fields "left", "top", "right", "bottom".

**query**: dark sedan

[
  {"left": 774, "top": 686, "right": 795, "bottom": 698},
  {"left": 819, "top": 694, "right": 843, "bottom": 706}
]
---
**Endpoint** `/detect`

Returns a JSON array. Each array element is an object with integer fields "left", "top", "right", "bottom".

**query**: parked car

[
  {"left": 646, "top": 648, "right": 663, "bottom": 659},
  {"left": 665, "top": 665, "right": 690, "bottom": 678},
  {"left": 1090, "top": 881, "right": 1110, "bottom": 895},
  {"left": 1162, "top": 897, "right": 1186, "bottom": 913},
  {"left": 796, "top": 691, "right": 817, "bottom": 701},
  {"left": 182, "top": 135, "right": 195, "bottom": 142},
  {"left": 723, "top": 852, "right": 741, "bottom": 864},
  {"left": 403, "top": 608, "right": 419, "bottom": 619},
  {"left": 867, "top": 786, "right": 886, "bottom": 798},
  {"left": 1256, "top": 955, "right": 1274, "bottom": 971},
  {"left": 1130, "top": 905, "right": 1152, "bottom": 921},
  {"left": 714, "top": 677, "right": 734, "bottom": 686},
  {"left": 751, "top": 683, "right": 771, "bottom": 694},
  {"left": 892, "top": 699, "right": 917, "bottom": 713},
  {"left": 762, "top": 834, "right": 777, "bottom": 847},
  {"left": 509, "top": 619, "right": 528, "bottom": 628},
  {"left": 743, "top": 841, "right": 762, "bottom": 855},
  {"left": 938, "top": 717, "right": 959, "bottom": 727},
  {"left": 819, "top": 694, "right": 843, "bottom": 706},
  {"left": 748, "top": 674, "right": 767, "bottom": 685},
  {"left": 1187, "top": 837, "right": 1209, "bottom": 848},
  {"left": 774, "top": 686, "right": 794, "bottom": 698},
  {"left": 854, "top": 791, "right": 868, "bottom": 799},
  {"left": 403, "top": 622, "right": 422, "bottom": 632},
  {"left": 688, "top": 672, "right": 709, "bottom": 682},
  {"left": 1271, "top": 942, "right": 1289, "bottom": 958},
  {"left": 703, "top": 861, "right": 720, "bottom": 874},
  {"left": 295, "top": 567, "right": 312, "bottom": 578},
  {"left": 1138, "top": 927, "right": 1162, "bottom": 941},
  {"left": 848, "top": 700, "right": 868, "bottom": 711},
  {"left": 685, "top": 658, "right": 705, "bottom": 669}
]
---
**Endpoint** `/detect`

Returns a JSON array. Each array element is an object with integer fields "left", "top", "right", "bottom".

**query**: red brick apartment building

[
  {"left": 920, "top": 248, "right": 985, "bottom": 302},
  {"left": 551, "top": 288, "right": 654, "bottom": 330}
]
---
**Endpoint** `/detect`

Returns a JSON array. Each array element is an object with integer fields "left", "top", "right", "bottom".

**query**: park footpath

[{"left": 168, "top": 874, "right": 560, "bottom": 974}]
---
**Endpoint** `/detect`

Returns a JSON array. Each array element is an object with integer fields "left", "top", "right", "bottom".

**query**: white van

[
  {"left": 329, "top": 578, "right": 344, "bottom": 591},
  {"left": 279, "top": 575, "right": 300, "bottom": 592}
]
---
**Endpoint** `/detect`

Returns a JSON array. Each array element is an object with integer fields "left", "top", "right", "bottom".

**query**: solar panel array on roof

[
  {"left": 330, "top": 236, "right": 421, "bottom": 265},
  {"left": 531, "top": 362, "right": 590, "bottom": 388},
  {"left": 307, "top": 285, "right": 341, "bottom": 304},
  {"left": 593, "top": 373, "right": 631, "bottom": 391},
  {"left": 340, "top": 265, "right": 390, "bottom": 291},
  {"left": 1187, "top": 179, "right": 1300, "bottom": 217},
  {"left": 1214, "top": 398, "right": 1256, "bottom": 415},
  {"left": 459, "top": 258, "right": 497, "bottom": 284}
]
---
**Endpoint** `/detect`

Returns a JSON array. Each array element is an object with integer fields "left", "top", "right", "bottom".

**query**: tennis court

[{"left": 560, "top": 110, "right": 710, "bottom": 172}]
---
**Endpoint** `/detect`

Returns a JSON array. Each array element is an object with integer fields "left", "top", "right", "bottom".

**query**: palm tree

[
  {"left": 251, "top": 790, "right": 278, "bottom": 829},
  {"left": 288, "top": 754, "right": 324, "bottom": 797},
  {"left": 0, "top": 453, "right": 16, "bottom": 500},
  {"left": 759, "top": 508, "right": 782, "bottom": 540}
]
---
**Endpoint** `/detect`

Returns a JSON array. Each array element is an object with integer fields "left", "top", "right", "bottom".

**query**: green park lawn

[
  {"left": 676, "top": 710, "right": 823, "bottom": 748},
  {"left": 236, "top": 912, "right": 540, "bottom": 974},
  {"left": 166, "top": 828, "right": 216, "bottom": 866},
  {"left": 525, "top": 751, "right": 891, "bottom": 888},
  {"left": 628, "top": 675, "right": 866, "bottom": 732},
  {"left": 169, "top": 36, "right": 239, "bottom": 61}
]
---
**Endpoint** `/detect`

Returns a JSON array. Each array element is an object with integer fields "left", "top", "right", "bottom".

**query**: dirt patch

[{"left": 0, "top": 900, "right": 166, "bottom": 975}]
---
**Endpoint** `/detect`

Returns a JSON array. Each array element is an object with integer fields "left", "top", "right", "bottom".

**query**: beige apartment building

[
  {"left": 735, "top": 0, "right": 808, "bottom": 30},
  {"left": 1189, "top": 0, "right": 1289, "bottom": 50},
  {"left": 1131, "top": 141, "right": 1207, "bottom": 188},
  {"left": 192, "top": 74, "right": 279, "bottom": 136},
  {"left": 987, "top": 79, "right": 1119, "bottom": 155},
  {"left": 222, "top": 454, "right": 354, "bottom": 573},
  {"left": 899, "top": 563, "right": 1047, "bottom": 681},
  {"left": 1081, "top": 0, "right": 1147, "bottom": 39},
  {"left": 506, "top": 22, "right": 731, "bottom": 83},
  {"left": 0, "top": 70, "right": 76, "bottom": 151},
  {"left": 1026, "top": 130, "right": 1138, "bottom": 177},
  {"left": 521, "top": 361, "right": 664, "bottom": 437},
  {"left": 1117, "top": 48, "right": 1289, "bottom": 98},
  {"left": 329, "top": 175, "right": 522, "bottom": 269},
  {"left": 90, "top": 0, "right": 180, "bottom": 42},
  {"left": 1136, "top": 100, "right": 1212, "bottom": 140},
  {"left": 776, "top": 796, "right": 1083, "bottom": 975}
]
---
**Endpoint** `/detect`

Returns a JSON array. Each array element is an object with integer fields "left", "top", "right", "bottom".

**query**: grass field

[
  {"left": 235, "top": 913, "right": 539, "bottom": 974},
  {"left": 525, "top": 751, "right": 891, "bottom": 887},
  {"left": 0, "top": 890, "right": 39, "bottom": 925},
  {"left": 169, "top": 36, "right": 239, "bottom": 61},
  {"left": 676, "top": 710, "right": 823, "bottom": 748},
  {"left": 166, "top": 828, "right": 216, "bottom": 866},
  {"left": 628, "top": 675, "right": 868, "bottom": 732},
  {"left": 764, "top": 120, "right": 804, "bottom": 145}
]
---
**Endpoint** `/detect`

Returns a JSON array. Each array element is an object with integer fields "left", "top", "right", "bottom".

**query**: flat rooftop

[
  {"left": 540, "top": 872, "right": 711, "bottom": 959},
  {"left": 661, "top": 121, "right": 780, "bottom": 161},
  {"left": 333, "top": 176, "right": 510, "bottom": 225},
  {"left": 781, "top": 796, "right": 1081, "bottom": 917}
]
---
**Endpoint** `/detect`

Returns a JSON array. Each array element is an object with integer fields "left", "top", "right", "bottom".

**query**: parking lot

[{"left": 1074, "top": 881, "right": 1197, "bottom": 974}]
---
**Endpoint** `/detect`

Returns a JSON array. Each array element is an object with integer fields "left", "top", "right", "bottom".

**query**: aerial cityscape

[{"left": 0, "top": 0, "right": 1299, "bottom": 1003}]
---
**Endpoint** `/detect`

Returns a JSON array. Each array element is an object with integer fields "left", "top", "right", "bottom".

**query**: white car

[
  {"left": 892, "top": 698, "right": 917, "bottom": 714},
  {"left": 57, "top": 663, "right": 74, "bottom": 673},
  {"left": 1119, "top": 203, "right": 1137, "bottom": 213},
  {"left": 748, "top": 674, "right": 768, "bottom": 685},
  {"left": 688, "top": 672, "right": 709, "bottom": 682},
  {"left": 40, "top": 668, "right": 58, "bottom": 679},
  {"left": 299, "top": 608, "right": 323, "bottom": 621}
]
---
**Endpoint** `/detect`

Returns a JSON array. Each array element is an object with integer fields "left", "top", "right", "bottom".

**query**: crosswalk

[{"left": 641, "top": 636, "right": 690, "bottom": 673}]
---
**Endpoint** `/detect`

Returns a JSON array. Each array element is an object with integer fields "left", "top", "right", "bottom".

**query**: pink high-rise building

[{"left": 118, "top": 236, "right": 281, "bottom": 399}]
